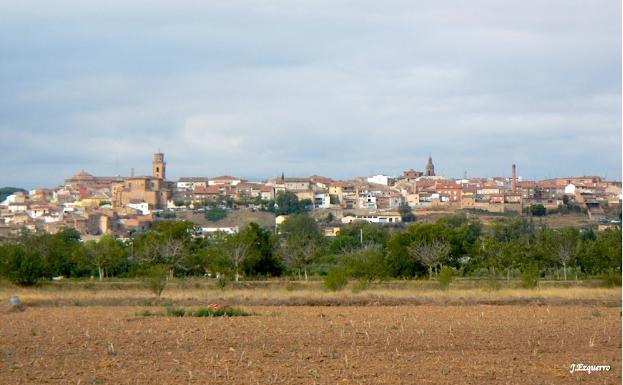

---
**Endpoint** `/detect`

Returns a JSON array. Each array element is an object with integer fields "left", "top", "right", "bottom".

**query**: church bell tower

[
  {"left": 425, "top": 155, "right": 435, "bottom": 177},
  {"left": 152, "top": 151, "right": 166, "bottom": 179}
]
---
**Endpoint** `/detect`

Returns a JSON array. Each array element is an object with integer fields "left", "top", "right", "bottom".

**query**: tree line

[{"left": 0, "top": 213, "right": 620, "bottom": 286}]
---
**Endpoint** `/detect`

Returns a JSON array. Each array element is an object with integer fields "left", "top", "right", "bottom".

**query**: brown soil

[{"left": 1, "top": 305, "right": 620, "bottom": 384}]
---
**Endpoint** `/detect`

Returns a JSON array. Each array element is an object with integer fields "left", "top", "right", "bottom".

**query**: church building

[{"left": 112, "top": 152, "right": 174, "bottom": 209}]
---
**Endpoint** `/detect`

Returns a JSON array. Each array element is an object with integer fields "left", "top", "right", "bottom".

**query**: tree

[
  {"left": 0, "top": 187, "right": 27, "bottom": 203},
  {"left": 223, "top": 233, "right": 250, "bottom": 282},
  {"left": 398, "top": 202, "right": 416, "bottom": 222},
  {"left": 238, "top": 223, "right": 282, "bottom": 277},
  {"left": 408, "top": 239, "right": 450, "bottom": 279},
  {"left": 134, "top": 221, "right": 195, "bottom": 278},
  {"left": 529, "top": 204, "right": 546, "bottom": 217},
  {"left": 326, "top": 212, "right": 335, "bottom": 223},
  {"left": 280, "top": 214, "right": 323, "bottom": 280},
  {"left": 549, "top": 228, "right": 580, "bottom": 280},
  {"left": 339, "top": 246, "right": 389, "bottom": 282},
  {"left": 0, "top": 244, "right": 44, "bottom": 286},
  {"left": 83, "top": 235, "right": 127, "bottom": 281},
  {"left": 339, "top": 222, "right": 390, "bottom": 248},
  {"left": 274, "top": 191, "right": 310, "bottom": 215}
]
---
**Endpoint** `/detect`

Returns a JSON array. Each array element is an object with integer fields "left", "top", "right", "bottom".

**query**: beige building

[{"left": 113, "top": 152, "right": 174, "bottom": 209}]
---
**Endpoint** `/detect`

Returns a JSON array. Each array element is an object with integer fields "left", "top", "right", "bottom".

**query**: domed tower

[
  {"left": 425, "top": 155, "right": 435, "bottom": 177},
  {"left": 152, "top": 151, "right": 166, "bottom": 179}
]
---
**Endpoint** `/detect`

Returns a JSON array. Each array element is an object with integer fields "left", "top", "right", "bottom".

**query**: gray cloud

[{"left": 0, "top": 0, "right": 620, "bottom": 188}]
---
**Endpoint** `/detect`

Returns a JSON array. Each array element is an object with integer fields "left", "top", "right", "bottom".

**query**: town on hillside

[{"left": 1, "top": 151, "right": 621, "bottom": 239}]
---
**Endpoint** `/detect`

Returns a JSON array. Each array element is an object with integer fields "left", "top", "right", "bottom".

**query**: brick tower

[{"left": 152, "top": 151, "right": 166, "bottom": 179}]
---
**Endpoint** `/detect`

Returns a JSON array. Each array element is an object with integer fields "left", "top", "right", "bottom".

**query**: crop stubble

[{"left": 0, "top": 305, "right": 620, "bottom": 384}]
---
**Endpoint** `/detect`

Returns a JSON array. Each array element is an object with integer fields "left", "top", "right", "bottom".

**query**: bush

[
  {"left": 324, "top": 268, "right": 349, "bottom": 291},
  {"left": 437, "top": 266, "right": 455, "bottom": 290},
  {"left": 216, "top": 275, "right": 228, "bottom": 290},
  {"left": 1, "top": 246, "right": 44, "bottom": 286},
  {"left": 528, "top": 204, "right": 546, "bottom": 217},
  {"left": 340, "top": 247, "right": 389, "bottom": 282},
  {"left": 600, "top": 268, "right": 622, "bottom": 288},
  {"left": 192, "top": 306, "right": 253, "bottom": 317},
  {"left": 143, "top": 265, "right": 168, "bottom": 297},
  {"left": 165, "top": 307, "right": 186, "bottom": 317},
  {"left": 486, "top": 268, "right": 501, "bottom": 291},
  {"left": 351, "top": 279, "right": 369, "bottom": 293},
  {"left": 520, "top": 263, "right": 540, "bottom": 289},
  {"left": 205, "top": 208, "right": 228, "bottom": 222}
]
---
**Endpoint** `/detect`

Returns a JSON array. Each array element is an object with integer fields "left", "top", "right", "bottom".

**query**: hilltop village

[{"left": 1, "top": 151, "right": 621, "bottom": 239}]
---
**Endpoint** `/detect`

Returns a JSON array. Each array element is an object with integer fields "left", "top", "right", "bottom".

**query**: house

[
  {"left": 200, "top": 226, "right": 238, "bottom": 236},
  {"left": 260, "top": 185, "right": 274, "bottom": 201},
  {"left": 284, "top": 178, "right": 311, "bottom": 191},
  {"left": 403, "top": 169, "right": 424, "bottom": 180},
  {"left": 310, "top": 175, "right": 333, "bottom": 189},
  {"left": 192, "top": 185, "right": 225, "bottom": 202},
  {"left": 357, "top": 191, "right": 377, "bottom": 210},
  {"left": 341, "top": 212, "right": 402, "bottom": 225},
  {"left": 314, "top": 192, "right": 331, "bottom": 209},
  {"left": 177, "top": 177, "right": 209, "bottom": 190},
  {"left": 128, "top": 201, "right": 150, "bottom": 215},
  {"left": 209, "top": 176, "right": 243, "bottom": 186},
  {"left": 460, "top": 191, "right": 476, "bottom": 209},
  {"left": 367, "top": 174, "right": 391, "bottom": 186},
  {"left": 434, "top": 181, "right": 462, "bottom": 202}
]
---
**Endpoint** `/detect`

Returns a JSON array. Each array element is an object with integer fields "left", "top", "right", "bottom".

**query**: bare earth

[{"left": 1, "top": 305, "right": 620, "bottom": 384}]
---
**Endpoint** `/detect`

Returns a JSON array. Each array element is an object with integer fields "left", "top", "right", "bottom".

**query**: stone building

[
  {"left": 425, "top": 155, "right": 435, "bottom": 177},
  {"left": 112, "top": 152, "right": 174, "bottom": 209}
]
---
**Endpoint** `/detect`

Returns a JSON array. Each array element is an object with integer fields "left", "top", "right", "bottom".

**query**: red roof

[{"left": 194, "top": 186, "right": 221, "bottom": 194}]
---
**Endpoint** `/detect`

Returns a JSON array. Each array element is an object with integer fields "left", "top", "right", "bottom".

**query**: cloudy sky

[{"left": 0, "top": 0, "right": 620, "bottom": 188}]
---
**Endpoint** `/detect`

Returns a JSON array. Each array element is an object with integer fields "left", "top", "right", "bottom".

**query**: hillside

[{"left": 177, "top": 208, "right": 276, "bottom": 229}]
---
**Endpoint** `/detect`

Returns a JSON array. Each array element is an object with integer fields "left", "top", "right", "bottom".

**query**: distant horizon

[
  {"left": 1, "top": 1, "right": 620, "bottom": 189},
  {"left": 5, "top": 152, "right": 621, "bottom": 191}
]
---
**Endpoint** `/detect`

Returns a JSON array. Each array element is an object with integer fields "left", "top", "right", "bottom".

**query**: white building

[
  {"left": 128, "top": 202, "right": 150, "bottom": 215},
  {"left": 177, "top": 177, "right": 209, "bottom": 190},
  {"left": 367, "top": 174, "right": 390, "bottom": 186},
  {"left": 358, "top": 192, "right": 377, "bottom": 209},
  {"left": 314, "top": 192, "right": 331, "bottom": 209},
  {"left": 341, "top": 212, "right": 402, "bottom": 224},
  {"left": 201, "top": 226, "right": 239, "bottom": 236}
]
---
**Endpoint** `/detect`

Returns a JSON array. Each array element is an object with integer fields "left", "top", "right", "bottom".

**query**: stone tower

[
  {"left": 425, "top": 155, "right": 435, "bottom": 177},
  {"left": 152, "top": 151, "right": 166, "bottom": 179},
  {"left": 512, "top": 164, "right": 517, "bottom": 193}
]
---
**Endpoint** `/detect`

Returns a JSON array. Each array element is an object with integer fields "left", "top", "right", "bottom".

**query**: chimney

[
  {"left": 511, "top": 164, "right": 517, "bottom": 193},
  {"left": 130, "top": 167, "right": 135, "bottom": 178}
]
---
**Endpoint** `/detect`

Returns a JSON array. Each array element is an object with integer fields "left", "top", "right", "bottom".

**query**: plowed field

[{"left": 1, "top": 305, "right": 620, "bottom": 384}]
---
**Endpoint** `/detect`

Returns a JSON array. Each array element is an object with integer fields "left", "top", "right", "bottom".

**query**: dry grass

[{"left": 1, "top": 280, "right": 619, "bottom": 307}]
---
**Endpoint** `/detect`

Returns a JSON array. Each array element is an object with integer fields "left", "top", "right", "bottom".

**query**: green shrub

[
  {"left": 165, "top": 307, "right": 186, "bottom": 317},
  {"left": 324, "top": 268, "right": 349, "bottom": 291},
  {"left": 143, "top": 265, "right": 168, "bottom": 297},
  {"left": 191, "top": 306, "right": 253, "bottom": 317},
  {"left": 138, "top": 309, "right": 160, "bottom": 317},
  {"left": 159, "top": 306, "right": 253, "bottom": 317},
  {"left": 437, "top": 266, "right": 455, "bottom": 290},
  {"left": 205, "top": 208, "right": 228, "bottom": 222},
  {"left": 520, "top": 263, "right": 540, "bottom": 289},
  {"left": 600, "top": 268, "right": 622, "bottom": 288},
  {"left": 1, "top": 246, "right": 44, "bottom": 286},
  {"left": 340, "top": 247, "right": 389, "bottom": 282}
]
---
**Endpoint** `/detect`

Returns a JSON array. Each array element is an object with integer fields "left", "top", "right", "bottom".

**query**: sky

[{"left": 0, "top": 0, "right": 621, "bottom": 188}]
